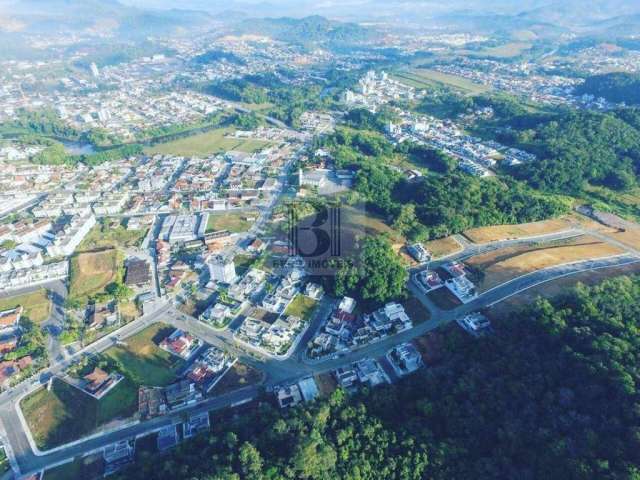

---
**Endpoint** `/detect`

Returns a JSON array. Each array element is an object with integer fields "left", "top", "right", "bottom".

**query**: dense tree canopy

[
  {"left": 576, "top": 72, "right": 640, "bottom": 105},
  {"left": 334, "top": 235, "right": 408, "bottom": 307}
]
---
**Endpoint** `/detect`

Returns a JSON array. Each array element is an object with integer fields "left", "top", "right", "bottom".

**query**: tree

[
  {"left": 335, "top": 235, "right": 407, "bottom": 306},
  {"left": 237, "top": 442, "right": 263, "bottom": 479},
  {"left": 291, "top": 431, "right": 337, "bottom": 479}
]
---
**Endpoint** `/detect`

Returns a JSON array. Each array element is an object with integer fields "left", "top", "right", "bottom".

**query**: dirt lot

[
  {"left": 463, "top": 218, "right": 573, "bottom": 244},
  {"left": 69, "top": 249, "right": 120, "bottom": 302},
  {"left": 424, "top": 237, "right": 463, "bottom": 259},
  {"left": 488, "top": 262, "right": 640, "bottom": 319},
  {"left": 466, "top": 235, "right": 625, "bottom": 293},
  {"left": 210, "top": 363, "right": 264, "bottom": 396}
]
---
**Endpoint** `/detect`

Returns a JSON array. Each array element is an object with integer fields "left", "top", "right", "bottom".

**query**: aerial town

[{"left": 0, "top": 0, "right": 640, "bottom": 479}]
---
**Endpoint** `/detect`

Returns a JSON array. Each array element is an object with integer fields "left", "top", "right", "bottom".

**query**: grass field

[
  {"left": 144, "top": 128, "right": 272, "bottom": 157},
  {"left": 466, "top": 236, "right": 625, "bottom": 293},
  {"left": 103, "top": 323, "right": 182, "bottom": 387},
  {"left": 77, "top": 222, "right": 148, "bottom": 252},
  {"left": 20, "top": 377, "right": 138, "bottom": 450},
  {"left": 207, "top": 211, "right": 256, "bottom": 233},
  {"left": 285, "top": 294, "right": 318, "bottom": 321},
  {"left": 210, "top": 363, "right": 263, "bottom": 396},
  {"left": 69, "top": 249, "right": 120, "bottom": 302},
  {"left": 402, "top": 69, "right": 490, "bottom": 95},
  {"left": 425, "top": 237, "right": 464, "bottom": 259},
  {"left": 0, "top": 289, "right": 51, "bottom": 324},
  {"left": 463, "top": 218, "right": 573, "bottom": 243}
]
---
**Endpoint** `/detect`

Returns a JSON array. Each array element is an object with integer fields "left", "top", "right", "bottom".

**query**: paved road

[
  {"left": 2, "top": 210, "right": 640, "bottom": 477},
  {"left": 2, "top": 250, "right": 639, "bottom": 477}
]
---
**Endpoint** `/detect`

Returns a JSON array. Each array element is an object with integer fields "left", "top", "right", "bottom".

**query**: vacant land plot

[
  {"left": 103, "top": 323, "right": 182, "bottom": 387},
  {"left": 0, "top": 289, "right": 51, "bottom": 324},
  {"left": 78, "top": 222, "right": 148, "bottom": 252},
  {"left": 425, "top": 236, "right": 463, "bottom": 259},
  {"left": 285, "top": 294, "right": 317, "bottom": 321},
  {"left": 144, "top": 128, "right": 271, "bottom": 157},
  {"left": 488, "top": 262, "right": 640, "bottom": 319},
  {"left": 463, "top": 218, "right": 573, "bottom": 243},
  {"left": 410, "top": 68, "right": 490, "bottom": 95},
  {"left": 314, "top": 373, "right": 337, "bottom": 398},
  {"left": 207, "top": 211, "right": 256, "bottom": 233},
  {"left": 466, "top": 236, "right": 625, "bottom": 292},
  {"left": 69, "top": 249, "right": 120, "bottom": 302},
  {"left": 402, "top": 296, "right": 431, "bottom": 325},
  {"left": 609, "top": 229, "right": 640, "bottom": 251},
  {"left": 20, "top": 377, "right": 137, "bottom": 451},
  {"left": 210, "top": 363, "right": 263, "bottom": 396}
]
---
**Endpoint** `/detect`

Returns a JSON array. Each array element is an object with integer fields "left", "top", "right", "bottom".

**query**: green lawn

[
  {"left": 103, "top": 323, "right": 182, "bottom": 387},
  {"left": 207, "top": 211, "right": 256, "bottom": 233},
  {"left": 397, "top": 69, "right": 490, "bottom": 95},
  {"left": 20, "top": 378, "right": 137, "bottom": 451},
  {"left": 21, "top": 324, "right": 182, "bottom": 450},
  {"left": 285, "top": 294, "right": 318, "bottom": 321},
  {"left": 144, "top": 128, "right": 272, "bottom": 157},
  {"left": 0, "top": 289, "right": 51, "bottom": 324}
]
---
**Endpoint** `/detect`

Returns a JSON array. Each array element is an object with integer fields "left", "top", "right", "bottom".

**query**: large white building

[
  {"left": 46, "top": 213, "right": 96, "bottom": 258},
  {"left": 0, "top": 260, "right": 69, "bottom": 291},
  {"left": 160, "top": 215, "right": 201, "bottom": 244},
  {"left": 208, "top": 255, "right": 237, "bottom": 284}
]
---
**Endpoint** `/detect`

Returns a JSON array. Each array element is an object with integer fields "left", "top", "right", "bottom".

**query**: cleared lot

[
  {"left": 424, "top": 237, "right": 463, "bottom": 259},
  {"left": 463, "top": 218, "right": 573, "bottom": 243},
  {"left": 466, "top": 236, "right": 625, "bottom": 293},
  {"left": 68, "top": 249, "right": 120, "bottom": 302}
]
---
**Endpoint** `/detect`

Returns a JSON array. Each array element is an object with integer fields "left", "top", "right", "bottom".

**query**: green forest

[
  {"left": 320, "top": 126, "right": 570, "bottom": 240},
  {"left": 116, "top": 275, "right": 640, "bottom": 480},
  {"left": 575, "top": 72, "right": 640, "bottom": 105}
]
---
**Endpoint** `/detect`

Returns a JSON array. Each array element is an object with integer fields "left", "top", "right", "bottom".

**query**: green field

[
  {"left": 21, "top": 324, "right": 182, "bottom": 450},
  {"left": 0, "top": 289, "right": 51, "bottom": 324},
  {"left": 20, "top": 377, "right": 138, "bottom": 451},
  {"left": 103, "top": 323, "right": 183, "bottom": 387},
  {"left": 68, "top": 249, "right": 121, "bottom": 303},
  {"left": 284, "top": 294, "right": 318, "bottom": 321},
  {"left": 207, "top": 211, "right": 256, "bottom": 234},
  {"left": 144, "top": 128, "right": 272, "bottom": 157},
  {"left": 395, "top": 69, "right": 490, "bottom": 95},
  {"left": 476, "top": 42, "right": 533, "bottom": 58}
]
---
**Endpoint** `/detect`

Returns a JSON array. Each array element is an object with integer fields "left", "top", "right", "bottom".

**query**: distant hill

[
  {"left": 235, "top": 15, "right": 375, "bottom": 46},
  {"left": 0, "top": 0, "right": 214, "bottom": 38},
  {"left": 575, "top": 72, "right": 640, "bottom": 105}
]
